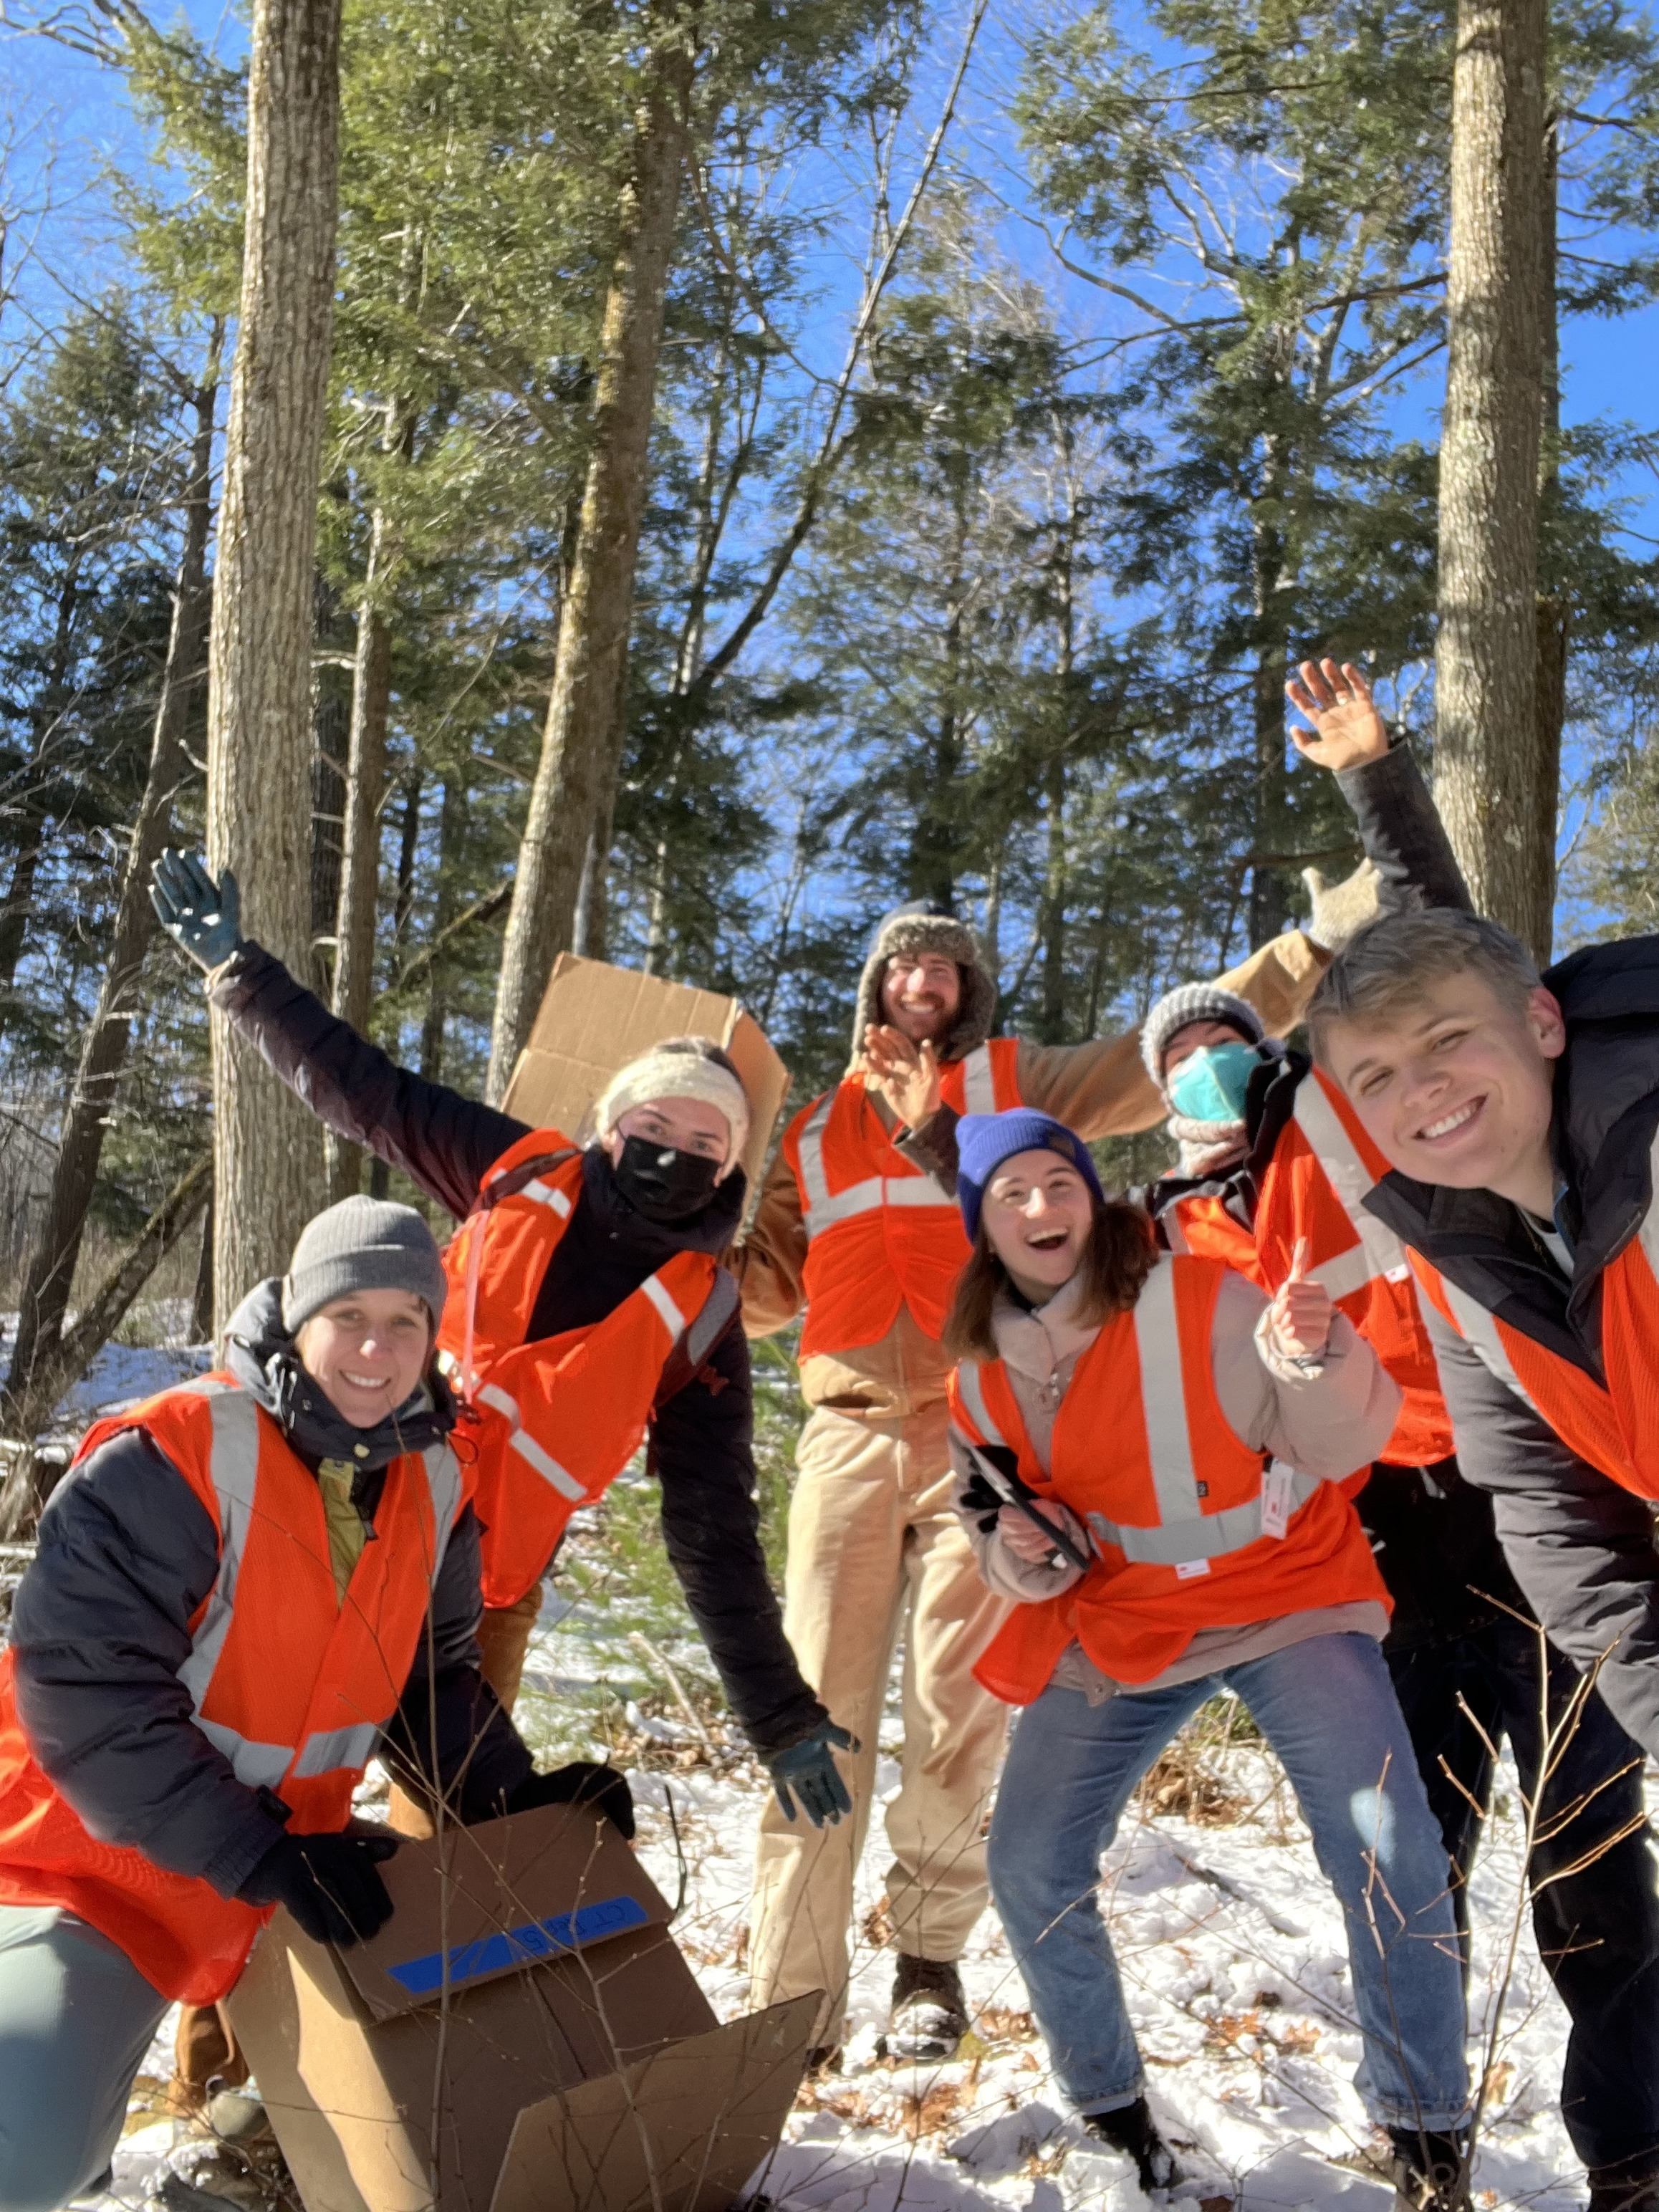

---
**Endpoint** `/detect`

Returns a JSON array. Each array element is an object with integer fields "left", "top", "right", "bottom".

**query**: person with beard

[
  {"left": 734, "top": 801, "right": 1382, "bottom": 2065},
  {"left": 0, "top": 1196, "right": 629, "bottom": 2211},
  {"left": 147, "top": 852, "right": 845, "bottom": 1829},
  {"left": 1140, "top": 665, "right": 1659, "bottom": 2212}
]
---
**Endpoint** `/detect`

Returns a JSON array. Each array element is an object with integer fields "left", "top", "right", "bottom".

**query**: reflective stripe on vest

[
  {"left": 476, "top": 1382, "right": 588, "bottom": 1503},
  {"left": 953, "top": 1259, "right": 1311, "bottom": 1573},
  {"left": 794, "top": 1091, "right": 953, "bottom": 1237},
  {"left": 960, "top": 1044, "right": 999, "bottom": 1117},
  {"left": 173, "top": 1378, "right": 461, "bottom": 1789},
  {"left": 1431, "top": 1274, "right": 1546, "bottom": 1419},
  {"left": 1291, "top": 1077, "right": 1411, "bottom": 1297}
]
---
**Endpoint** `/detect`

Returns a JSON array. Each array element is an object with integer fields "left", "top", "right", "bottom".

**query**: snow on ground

[{"left": 6, "top": 1381, "right": 1589, "bottom": 2212}]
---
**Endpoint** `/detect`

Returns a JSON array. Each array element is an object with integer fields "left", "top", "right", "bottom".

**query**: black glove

[
  {"left": 150, "top": 848, "right": 245, "bottom": 972},
  {"left": 236, "top": 1830, "right": 400, "bottom": 1947},
  {"left": 958, "top": 1468, "right": 1005, "bottom": 1534},
  {"left": 503, "top": 1761, "right": 635, "bottom": 1840}
]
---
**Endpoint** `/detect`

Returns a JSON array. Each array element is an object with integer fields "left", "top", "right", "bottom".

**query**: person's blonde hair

[
  {"left": 1307, "top": 909, "right": 1540, "bottom": 1067},
  {"left": 943, "top": 1198, "right": 1156, "bottom": 1363}
]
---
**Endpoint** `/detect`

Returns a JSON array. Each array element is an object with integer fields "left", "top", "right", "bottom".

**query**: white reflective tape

[
  {"left": 1133, "top": 1258, "right": 1203, "bottom": 1523},
  {"left": 522, "top": 1178, "right": 572, "bottom": 1218},
  {"left": 196, "top": 1717, "right": 294, "bottom": 1791},
  {"left": 640, "top": 1274, "right": 687, "bottom": 1338},
  {"left": 177, "top": 1387, "right": 262, "bottom": 1715},
  {"left": 506, "top": 1426, "right": 588, "bottom": 1504},
  {"left": 1162, "top": 1209, "right": 1192, "bottom": 1256},
  {"left": 1640, "top": 1130, "right": 1659, "bottom": 1286},
  {"left": 954, "top": 1361, "right": 1007, "bottom": 1448},
  {"left": 1293, "top": 1077, "right": 1409, "bottom": 1291},
  {"left": 1441, "top": 1279, "right": 1542, "bottom": 1415},
  {"left": 880, "top": 1175, "right": 955, "bottom": 1209},
  {"left": 961, "top": 1045, "right": 997, "bottom": 1117},
  {"left": 794, "top": 1094, "right": 837, "bottom": 1215},
  {"left": 293, "top": 1720, "right": 380, "bottom": 1779},
  {"left": 420, "top": 1445, "right": 465, "bottom": 1585},
  {"left": 800, "top": 1176, "right": 887, "bottom": 1232},
  {"left": 476, "top": 1382, "right": 519, "bottom": 1421},
  {"left": 1308, "top": 1245, "right": 1376, "bottom": 1303}
]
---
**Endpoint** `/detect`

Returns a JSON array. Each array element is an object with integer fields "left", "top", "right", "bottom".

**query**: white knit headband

[{"left": 592, "top": 1049, "right": 751, "bottom": 1165}]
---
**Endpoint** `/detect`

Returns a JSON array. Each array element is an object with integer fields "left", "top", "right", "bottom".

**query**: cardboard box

[
  {"left": 500, "top": 955, "right": 791, "bottom": 1194},
  {"left": 226, "top": 1804, "right": 818, "bottom": 2212}
]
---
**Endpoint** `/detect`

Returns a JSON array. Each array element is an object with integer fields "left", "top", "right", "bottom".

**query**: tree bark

[
  {"left": 324, "top": 516, "right": 393, "bottom": 1201},
  {"left": 206, "top": 0, "right": 341, "bottom": 1325},
  {"left": 1, "top": 338, "right": 222, "bottom": 1431},
  {"left": 1531, "top": 112, "right": 1564, "bottom": 961},
  {"left": 1433, "top": 0, "right": 1549, "bottom": 953},
  {"left": 487, "top": 30, "right": 694, "bottom": 1100}
]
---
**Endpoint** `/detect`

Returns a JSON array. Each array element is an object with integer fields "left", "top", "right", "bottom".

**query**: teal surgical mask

[{"left": 1166, "top": 1042, "right": 1260, "bottom": 1125}]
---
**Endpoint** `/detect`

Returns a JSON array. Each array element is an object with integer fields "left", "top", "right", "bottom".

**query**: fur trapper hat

[{"left": 850, "top": 901, "right": 997, "bottom": 1069}]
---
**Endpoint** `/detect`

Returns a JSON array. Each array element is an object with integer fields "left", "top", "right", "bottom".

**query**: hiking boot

[
  {"left": 1590, "top": 2150, "right": 1659, "bottom": 2212},
  {"left": 1386, "top": 2127, "right": 1471, "bottom": 2212},
  {"left": 1083, "top": 2100, "right": 1183, "bottom": 2193},
  {"left": 887, "top": 1955, "right": 968, "bottom": 2062}
]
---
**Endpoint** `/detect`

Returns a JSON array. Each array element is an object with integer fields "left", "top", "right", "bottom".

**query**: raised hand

[
  {"left": 150, "top": 849, "right": 245, "bottom": 973},
  {"left": 862, "top": 1024, "right": 943, "bottom": 1130},
  {"left": 1269, "top": 1237, "right": 1333, "bottom": 1361},
  {"left": 1286, "top": 659, "right": 1390, "bottom": 773}
]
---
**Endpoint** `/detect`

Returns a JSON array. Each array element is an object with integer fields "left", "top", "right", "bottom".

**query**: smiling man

[
  {"left": 735, "top": 870, "right": 1372, "bottom": 2068},
  {"left": 1309, "top": 910, "right": 1659, "bottom": 1778}
]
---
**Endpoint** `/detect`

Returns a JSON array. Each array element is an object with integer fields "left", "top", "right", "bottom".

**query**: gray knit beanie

[
  {"left": 281, "top": 1196, "right": 448, "bottom": 1335},
  {"left": 1140, "top": 984, "right": 1267, "bottom": 1092},
  {"left": 849, "top": 901, "right": 998, "bottom": 1069}
]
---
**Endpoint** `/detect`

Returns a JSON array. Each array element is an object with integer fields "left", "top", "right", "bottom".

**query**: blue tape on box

[{"left": 385, "top": 1893, "right": 650, "bottom": 1998}]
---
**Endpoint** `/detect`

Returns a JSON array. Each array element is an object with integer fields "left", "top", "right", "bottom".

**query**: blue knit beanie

[{"left": 956, "top": 1110, "right": 1105, "bottom": 1244}]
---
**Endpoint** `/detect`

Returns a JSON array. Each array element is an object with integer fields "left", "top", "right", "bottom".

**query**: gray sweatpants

[{"left": 0, "top": 1906, "right": 169, "bottom": 2212}]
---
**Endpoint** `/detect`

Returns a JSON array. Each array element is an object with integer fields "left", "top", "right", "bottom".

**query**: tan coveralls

[{"left": 734, "top": 930, "right": 1329, "bottom": 2044}]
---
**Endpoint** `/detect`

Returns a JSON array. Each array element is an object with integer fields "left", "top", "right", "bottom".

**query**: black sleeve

[
  {"left": 1335, "top": 744, "right": 1473, "bottom": 917},
  {"left": 208, "top": 942, "right": 529, "bottom": 1221},
  {"left": 647, "top": 1318, "right": 828, "bottom": 1755},
  {"left": 10, "top": 1433, "right": 288, "bottom": 1898},
  {"left": 1424, "top": 1304, "right": 1659, "bottom": 1754},
  {"left": 383, "top": 1505, "right": 534, "bottom": 1819}
]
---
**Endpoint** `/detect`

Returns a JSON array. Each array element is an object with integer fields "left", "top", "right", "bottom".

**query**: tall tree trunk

[
  {"left": 488, "top": 30, "right": 694, "bottom": 1100},
  {"left": 1248, "top": 425, "right": 1292, "bottom": 950},
  {"left": 418, "top": 773, "right": 466, "bottom": 1078},
  {"left": 1, "top": 340, "right": 222, "bottom": 1428},
  {"left": 1433, "top": 0, "right": 1549, "bottom": 952},
  {"left": 1532, "top": 112, "right": 1564, "bottom": 962},
  {"left": 325, "top": 510, "right": 394, "bottom": 1201},
  {"left": 0, "top": 564, "right": 80, "bottom": 1008},
  {"left": 206, "top": 0, "right": 341, "bottom": 1326}
]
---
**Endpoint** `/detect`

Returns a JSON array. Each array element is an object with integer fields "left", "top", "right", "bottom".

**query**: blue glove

[
  {"left": 766, "top": 1721, "right": 857, "bottom": 1828},
  {"left": 150, "top": 848, "right": 244, "bottom": 972}
]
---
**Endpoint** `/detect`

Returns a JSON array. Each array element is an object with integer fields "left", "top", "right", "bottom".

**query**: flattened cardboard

[
  {"left": 489, "top": 1994, "right": 820, "bottom": 2212},
  {"left": 226, "top": 1803, "right": 816, "bottom": 2212},
  {"left": 500, "top": 953, "right": 791, "bottom": 1193}
]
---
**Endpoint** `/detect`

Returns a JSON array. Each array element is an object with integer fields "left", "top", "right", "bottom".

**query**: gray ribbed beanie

[
  {"left": 1139, "top": 984, "right": 1266, "bottom": 1091},
  {"left": 281, "top": 1196, "right": 448, "bottom": 1335}
]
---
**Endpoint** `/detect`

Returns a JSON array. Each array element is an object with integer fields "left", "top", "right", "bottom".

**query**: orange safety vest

[
  {"left": 786, "top": 1040, "right": 1022, "bottom": 1357},
  {"left": 1164, "top": 1069, "right": 1454, "bottom": 1466},
  {"left": 1407, "top": 1250, "right": 1646, "bottom": 1498},
  {"left": 436, "top": 1130, "right": 738, "bottom": 1609},
  {"left": 948, "top": 1254, "right": 1387, "bottom": 1701},
  {"left": 0, "top": 1376, "right": 466, "bottom": 2004}
]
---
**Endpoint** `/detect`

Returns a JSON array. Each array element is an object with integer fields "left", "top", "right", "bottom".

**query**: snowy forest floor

[{"left": 0, "top": 1335, "right": 1605, "bottom": 2212}]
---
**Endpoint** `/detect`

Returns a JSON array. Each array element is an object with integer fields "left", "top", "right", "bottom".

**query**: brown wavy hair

[{"left": 943, "top": 1195, "right": 1158, "bottom": 1363}]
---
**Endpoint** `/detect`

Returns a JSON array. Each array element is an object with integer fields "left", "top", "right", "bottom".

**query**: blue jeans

[{"left": 988, "top": 1632, "right": 1470, "bottom": 2132}]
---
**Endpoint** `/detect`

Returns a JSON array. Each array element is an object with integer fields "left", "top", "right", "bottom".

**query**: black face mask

[{"left": 614, "top": 1135, "right": 723, "bottom": 1223}]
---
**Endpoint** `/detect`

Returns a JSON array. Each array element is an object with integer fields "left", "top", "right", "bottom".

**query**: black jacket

[
  {"left": 208, "top": 945, "right": 827, "bottom": 1755},
  {"left": 1365, "top": 935, "right": 1659, "bottom": 1750},
  {"left": 9, "top": 1281, "right": 532, "bottom": 1901}
]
